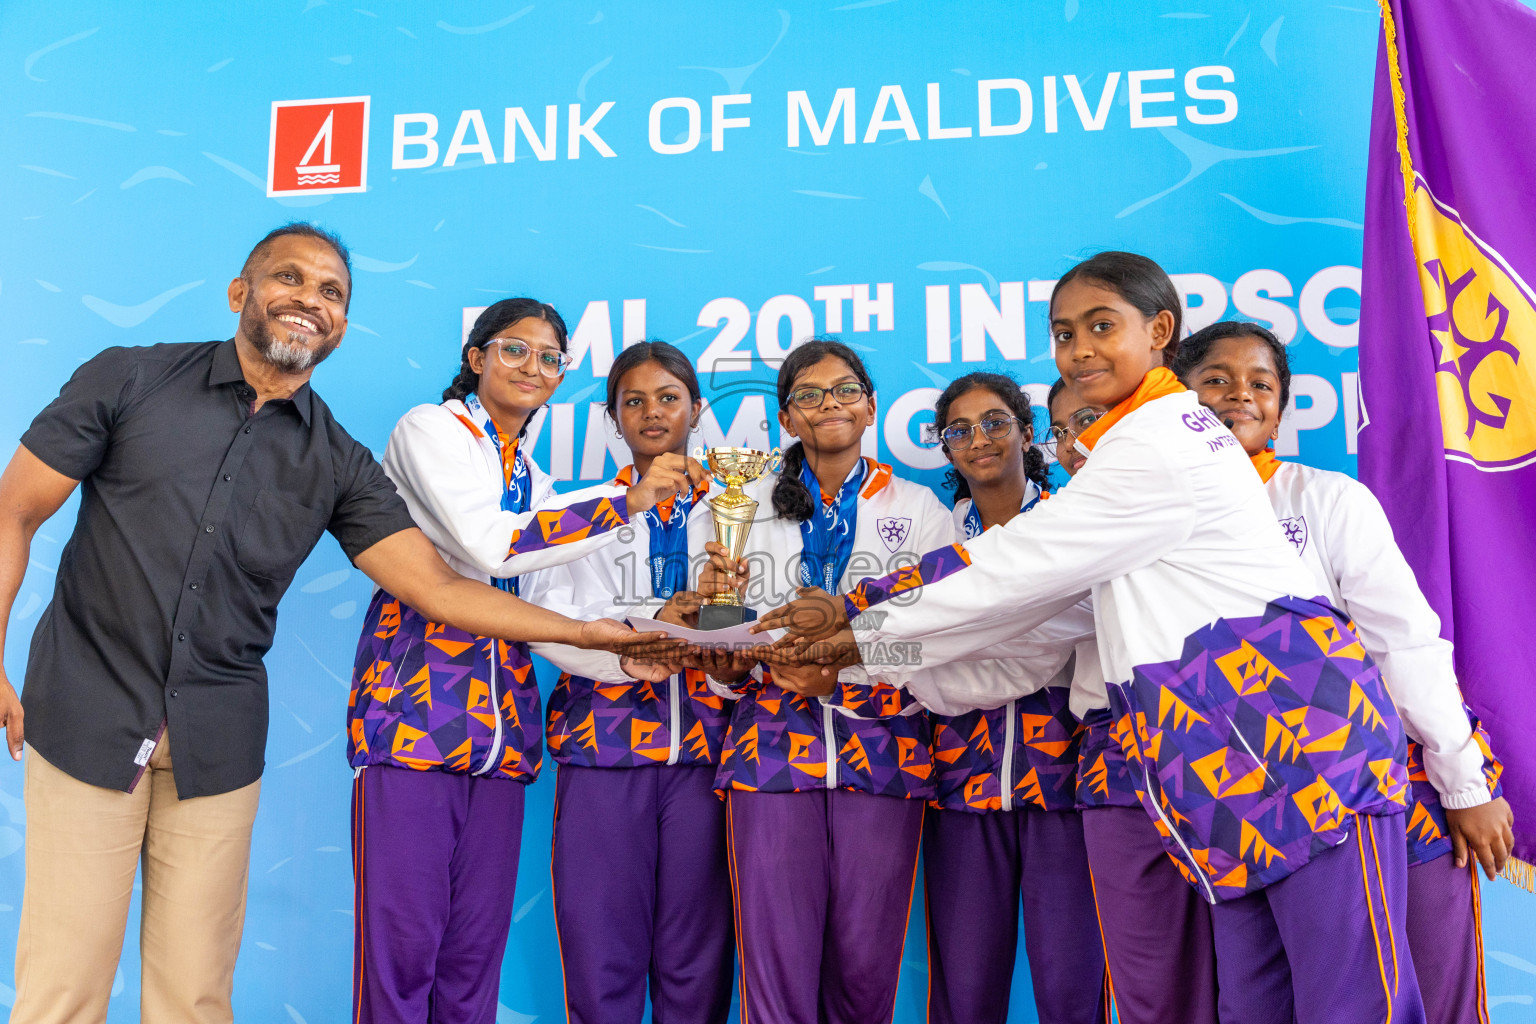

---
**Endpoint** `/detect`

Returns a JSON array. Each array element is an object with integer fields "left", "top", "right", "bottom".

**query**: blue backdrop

[{"left": 2, "top": 2, "right": 1531, "bottom": 1021}]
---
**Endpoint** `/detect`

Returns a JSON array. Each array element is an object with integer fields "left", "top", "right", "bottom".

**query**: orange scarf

[
  {"left": 1249, "top": 449, "right": 1284, "bottom": 483},
  {"left": 1075, "top": 367, "right": 1186, "bottom": 452},
  {"left": 612, "top": 463, "right": 710, "bottom": 522}
]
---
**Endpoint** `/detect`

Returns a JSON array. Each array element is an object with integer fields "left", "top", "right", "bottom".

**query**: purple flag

[{"left": 1360, "top": 0, "right": 1536, "bottom": 867}]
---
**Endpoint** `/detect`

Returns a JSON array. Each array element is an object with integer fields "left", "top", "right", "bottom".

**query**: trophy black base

[{"left": 698, "top": 603, "right": 758, "bottom": 631}]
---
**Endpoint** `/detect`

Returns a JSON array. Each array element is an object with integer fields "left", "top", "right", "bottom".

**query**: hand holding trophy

[{"left": 692, "top": 445, "right": 781, "bottom": 630}]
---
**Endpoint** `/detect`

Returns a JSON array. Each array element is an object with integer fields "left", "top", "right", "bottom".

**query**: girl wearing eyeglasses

[
  {"left": 920, "top": 372, "right": 1108, "bottom": 1024},
  {"left": 1044, "top": 378, "right": 1107, "bottom": 479},
  {"left": 346, "top": 299, "right": 702, "bottom": 1024},
  {"left": 699, "top": 338, "right": 952, "bottom": 1024}
]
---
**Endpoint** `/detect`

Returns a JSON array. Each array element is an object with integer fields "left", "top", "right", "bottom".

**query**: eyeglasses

[
  {"left": 483, "top": 340, "right": 570, "bottom": 377},
  {"left": 931, "top": 415, "right": 1022, "bottom": 451},
  {"left": 1040, "top": 408, "right": 1103, "bottom": 457},
  {"left": 787, "top": 381, "right": 869, "bottom": 410}
]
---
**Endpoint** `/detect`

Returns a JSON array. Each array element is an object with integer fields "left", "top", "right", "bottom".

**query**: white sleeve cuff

[
  {"left": 1422, "top": 737, "right": 1492, "bottom": 810},
  {"left": 706, "top": 663, "right": 761, "bottom": 700},
  {"left": 1439, "top": 786, "right": 1493, "bottom": 811}
]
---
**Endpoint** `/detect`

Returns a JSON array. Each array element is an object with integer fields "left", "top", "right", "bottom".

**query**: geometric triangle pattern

[
  {"left": 1073, "top": 708, "right": 1144, "bottom": 810},
  {"left": 930, "top": 687, "right": 1083, "bottom": 813},
  {"left": 545, "top": 667, "right": 732, "bottom": 768},
  {"left": 1403, "top": 707, "right": 1505, "bottom": 866},
  {"left": 347, "top": 588, "right": 543, "bottom": 782},
  {"left": 1107, "top": 596, "right": 1411, "bottom": 902},
  {"left": 712, "top": 670, "right": 935, "bottom": 800}
]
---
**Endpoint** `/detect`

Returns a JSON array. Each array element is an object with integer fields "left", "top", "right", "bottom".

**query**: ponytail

[{"left": 772, "top": 441, "right": 817, "bottom": 522}]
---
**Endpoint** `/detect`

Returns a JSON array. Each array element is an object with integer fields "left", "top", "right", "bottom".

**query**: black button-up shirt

[{"left": 20, "top": 339, "right": 416, "bottom": 797}]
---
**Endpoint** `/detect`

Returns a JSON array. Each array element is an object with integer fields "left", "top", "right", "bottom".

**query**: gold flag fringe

[
  {"left": 1500, "top": 856, "right": 1535, "bottom": 894},
  {"left": 1377, "top": 0, "right": 1421, "bottom": 258}
]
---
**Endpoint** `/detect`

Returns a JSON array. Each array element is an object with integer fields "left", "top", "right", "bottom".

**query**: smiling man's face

[{"left": 230, "top": 233, "right": 350, "bottom": 375}]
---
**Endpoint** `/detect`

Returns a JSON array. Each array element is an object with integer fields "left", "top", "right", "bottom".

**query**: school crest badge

[
  {"left": 1279, "top": 515, "right": 1309, "bottom": 555},
  {"left": 876, "top": 517, "right": 911, "bottom": 552}
]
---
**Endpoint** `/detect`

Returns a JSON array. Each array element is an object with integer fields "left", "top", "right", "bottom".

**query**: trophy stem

[{"left": 706, "top": 491, "right": 758, "bottom": 607}]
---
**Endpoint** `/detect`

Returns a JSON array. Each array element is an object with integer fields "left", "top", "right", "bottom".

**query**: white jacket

[
  {"left": 381, "top": 400, "right": 625, "bottom": 585},
  {"left": 1264, "top": 459, "right": 1487, "bottom": 809},
  {"left": 851, "top": 388, "right": 1315, "bottom": 690},
  {"left": 841, "top": 491, "right": 1093, "bottom": 717}
]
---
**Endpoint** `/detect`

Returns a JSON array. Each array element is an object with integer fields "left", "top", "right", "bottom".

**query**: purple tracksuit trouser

[
  {"left": 1212, "top": 811, "right": 1426, "bottom": 1024},
  {"left": 351, "top": 765, "right": 526, "bottom": 1024},
  {"left": 1407, "top": 852, "right": 1488, "bottom": 1024},
  {"left": 1081, "top": 806, "right": 1219, "bottom": 1024},
  {"left": 922, "top": 807, "right": 1108, "bottom": 1024},
  {"left": 726, "top": 788, "right": 925, "bottom": 1024},
  {"left": 550, "top": 764, "right": 734, "bottom": 1024}
]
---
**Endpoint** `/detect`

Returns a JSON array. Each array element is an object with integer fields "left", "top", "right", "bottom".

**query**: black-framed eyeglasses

[
  {"left": 483, "top": 340, "right": 571, "bottom": 377},
  {"left": 928, "top": 415, "right": 1022, "bottom": 451},
  {"left": 787, "top": 381, "right": 869, "bottom": 410},
  {"left": 1040, "top": 408, "right": 1103, "bottom": 457}
]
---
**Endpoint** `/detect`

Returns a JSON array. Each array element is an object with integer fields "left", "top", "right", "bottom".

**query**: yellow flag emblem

[{"left": 1412, "top": 178, "right": 1536, "bottom": 469}]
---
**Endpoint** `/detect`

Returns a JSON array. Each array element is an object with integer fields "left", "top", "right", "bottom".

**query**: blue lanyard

[
  {"left": 484, "top": 409, "right": 531, "bottom": 596},
  {"left": 642, "top": 489, "right": 694, "bottom": 599},
  {"left": 799, "top": 458, "right": 865, "bottom": 594},
  {"left": 963, "top": 483, "right": 1041, "bottom": 539}
]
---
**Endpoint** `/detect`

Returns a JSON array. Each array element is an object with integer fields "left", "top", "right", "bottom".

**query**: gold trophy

[{"left": 693, "top": 445, "right": 782, "bottom": 630}]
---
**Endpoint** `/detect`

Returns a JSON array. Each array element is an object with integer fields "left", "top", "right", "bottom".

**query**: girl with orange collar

[
  {"left": 702, "top": 339, "right": 952, "bottom": 1024},
  {"left": 1173, "top": 319, "right": 1512, "bottom": 1024},
  {"left": 758, "top": 253, "right": 1427, "bottom": 1024}
]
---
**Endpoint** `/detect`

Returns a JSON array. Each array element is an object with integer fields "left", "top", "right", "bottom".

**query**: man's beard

[{"left": 242, "top": 305, "right": 341, "bottom": 373}]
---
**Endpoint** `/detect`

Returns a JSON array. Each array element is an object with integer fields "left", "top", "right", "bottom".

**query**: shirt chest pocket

[{"left": 236, "top": 488, "right": 329, "bottom": 581}]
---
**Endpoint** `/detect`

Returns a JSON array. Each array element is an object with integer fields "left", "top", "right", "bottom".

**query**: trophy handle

[
  {"left": 766, "top": 446, "right": 783, "bottom": 473},
  {"left": 692, "top": 446, "right": 706, "bottom": 462}
]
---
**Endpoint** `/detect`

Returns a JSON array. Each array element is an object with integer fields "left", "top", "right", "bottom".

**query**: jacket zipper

[
  {"left": 999, "top": 700, "right": 1017, "bottom": 813},
  {"left": 823, "top": 701, "right": 837, "bottom": 790},
  {"left": 474, "top": 638, "right": 505, "bottom": 776},
  {"left": 667, "top": 671, "right": 682, "bottom": 765}
]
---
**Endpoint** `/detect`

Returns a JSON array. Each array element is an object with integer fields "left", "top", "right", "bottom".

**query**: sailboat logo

[
  {"left": 295, "top": 111, "right": 342, "bottom": 186},
  {"left": 268, "top": 96, "right": 370, "bottom": 196}
]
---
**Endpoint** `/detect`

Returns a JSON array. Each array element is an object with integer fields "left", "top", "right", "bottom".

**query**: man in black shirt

[{"left": 0, "top": 224, "right": 683, "bottom": 1024}]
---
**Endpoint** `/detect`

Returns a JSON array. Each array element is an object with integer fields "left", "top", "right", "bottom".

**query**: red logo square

[{"left": 267, "top": 96, "right": 370, "bottom": 196}]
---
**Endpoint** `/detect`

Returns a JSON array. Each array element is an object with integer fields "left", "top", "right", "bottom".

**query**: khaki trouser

[{"left": 12, "top": 736, "right": 261, "bottom": 1024}]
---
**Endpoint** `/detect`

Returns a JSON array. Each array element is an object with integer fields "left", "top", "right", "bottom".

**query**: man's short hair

[{"left": 241, "top": 222, "right": 353, "bottom": 310}]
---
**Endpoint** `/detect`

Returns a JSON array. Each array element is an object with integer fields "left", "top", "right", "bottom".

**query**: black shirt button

[
  {"left": 177, "top": 633, "right": 186, "bottom": 641},
  {"left": 170, "top": 689, "right": 178, "bottom": 698},
  {"left": 244, "top": 427, "right": 252, "bottom": 434},
  {"left": 223, "top": 474, "right": 232, "bottom": 482},
  {"left": 204, "top": 524, "right": 215, "bottom": 533},
  {"left": 189, "top": 582, "right": 199, "bottom": 591}
]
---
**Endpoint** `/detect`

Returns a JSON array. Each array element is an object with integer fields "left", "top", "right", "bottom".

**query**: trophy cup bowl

[{"left": 694, "top": 445, "right": 782, "bottom": 630}]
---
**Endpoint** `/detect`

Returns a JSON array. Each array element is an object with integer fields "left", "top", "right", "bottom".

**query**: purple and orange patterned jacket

[
  {"left": 835, "top": 376, "right": 1415, "bottom": 902},
  {"left": 1405, "top": 711, "right": 1505, "bottom": 866},
  {"left": 927, "top": 494, "right": 1084, "bottom": 814},
  {"left": 347, "top": 399, "right": 631, "bottom": 780},
  {"left": 932, "top": 688, "right": 1082, "bottom": 813},
  {"left": 1073, "top": 708, "right": 1142, "bottom": 811},
  {"left": 712, "top": 462, "right": 953, "bottom": 800},
  {"left": 541, "top": 467, "right": 734, "bottom": 769}
]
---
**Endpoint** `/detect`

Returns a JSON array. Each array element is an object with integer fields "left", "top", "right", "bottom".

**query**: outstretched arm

[
  {"left": 352, "top": 527, "right": 674, "bottom": 656},
  {"left": 0, "top": 447, "right": 81, "bottom": 760},
  {"left": 755, "top": 434, "right": 1191, "bottom": 648}
]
